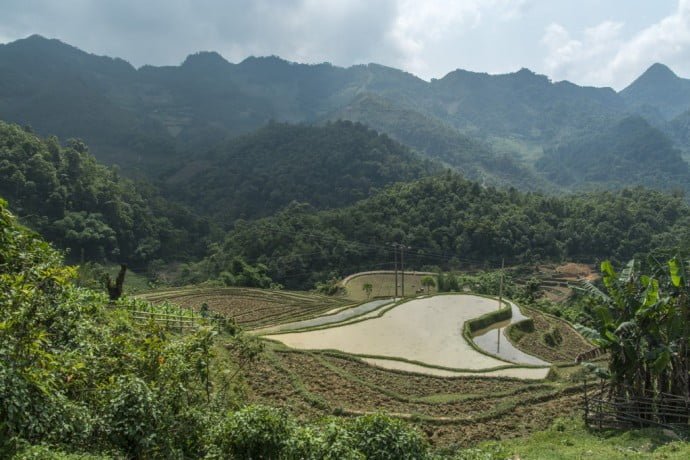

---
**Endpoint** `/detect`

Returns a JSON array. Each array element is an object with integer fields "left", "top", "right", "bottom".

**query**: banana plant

[{"left": 577, "top": 256, "right": 690, "bottom": 408}]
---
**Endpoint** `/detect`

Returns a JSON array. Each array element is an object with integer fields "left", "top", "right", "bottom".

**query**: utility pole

[
  {"left": 392, "top": 243, "right": 399, "bottom": 300},
  {"left": 497, "top": 258, "right": 504, "bottom": 354},
  {"left": 401, "top": 244, "right": 405, "bottom": 298},
  {"left": 498, "top": 258, "right": 504, "bottom": 310},
  {"left": 400, "top": 245, "right": 411, "bottom": 297}
]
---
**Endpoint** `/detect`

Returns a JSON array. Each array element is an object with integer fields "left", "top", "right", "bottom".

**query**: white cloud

[
  {"left": 541, "top": 0, "right": 690, "bottom": 88},
  {"left": 388, "top": 0, "right": 529, "bottom": 77}
]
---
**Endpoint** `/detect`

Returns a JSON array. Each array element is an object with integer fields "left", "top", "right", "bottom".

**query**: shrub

[
  {"left": 347, "top": 413, "right": 429, "bottom": 460},
  {"left": 207, "top": 405, "right": 293, "bottom": 459},
  {"left": 104, "top": 376, "right": 160, "bottom": 457}
]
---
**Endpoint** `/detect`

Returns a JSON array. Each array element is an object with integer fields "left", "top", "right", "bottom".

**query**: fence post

[
  {"left": 583, "top": 377, "right": 589, "bottom": 427},
  {"left": 598, "top": 379, "right": 603, "bottom": 430}
]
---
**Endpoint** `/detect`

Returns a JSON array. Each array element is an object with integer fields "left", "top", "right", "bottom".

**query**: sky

[{"left": 0, "top": 0, "right": 688, "bottom": 90}]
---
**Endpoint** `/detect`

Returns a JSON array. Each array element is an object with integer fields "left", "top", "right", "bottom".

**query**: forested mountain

[
  {"left": 165, "top": 121, "right": 440, "bottom": 224},
  {"left": 185, "top": 173, "right": 690, "bottom": 289},
  {"left": 621, "top": 63, "right": 690, "bottom": 120},
  {"left": 536, "top": 116, "right": 690, "bottom": 191},
  {"left": 0, "top": 36, "right": 175, "bottom": 169},
  {"left": 2, "top": 35, "right": 690, "bottom": 194},
  {"left": 0, "top": 121, "right": 210, "bottom": 264}
]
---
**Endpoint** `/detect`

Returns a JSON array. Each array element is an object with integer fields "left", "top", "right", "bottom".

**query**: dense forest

[
  {"left": 182, "top": 173, "right": 690, "bottom": 289},
  {"left": 165, "top": 121, "right": 439, "bottom": 224},
  {"left": 0, "top": 121, "right": 211, "bottom": 265}
]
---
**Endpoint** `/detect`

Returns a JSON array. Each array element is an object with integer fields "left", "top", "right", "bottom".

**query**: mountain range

[{"left": 1, "top": 34, "right": 690, "bottom": 194}]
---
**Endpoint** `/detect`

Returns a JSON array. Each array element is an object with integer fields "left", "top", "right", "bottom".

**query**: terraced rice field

[
  {"left": 137, "top": 286, "right": 353, "bottom": 329},
  {"left": 142, "top": 284, "right": 591, "bottom": 446},
  {"left": 265, "top": 294, "right": 551, "bottom": 379}
]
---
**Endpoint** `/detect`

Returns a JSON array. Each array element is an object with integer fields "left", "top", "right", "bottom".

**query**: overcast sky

[{"left": 1, "top": 0, "right": 688, "bottom": 90}]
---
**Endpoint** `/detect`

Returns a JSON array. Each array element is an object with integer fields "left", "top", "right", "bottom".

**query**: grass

[
  {"left": 454, "top": 417, "right": 690, "bottom": 459},
  {"left": 342, "top": 271, "right": 436, "bottom": 301}
]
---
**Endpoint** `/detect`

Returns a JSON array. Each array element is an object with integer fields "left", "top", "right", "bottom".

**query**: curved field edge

[{"left": 251, "top": 298, "right": 396, "bottom": 334}]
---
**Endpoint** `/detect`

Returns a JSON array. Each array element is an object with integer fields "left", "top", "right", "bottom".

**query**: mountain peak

[
  {"left": 644, "top": 62, "right": 677, "bottom": 78},
  {"left": 620, "top": 62, "right": 690, "bottom": 118},
  {"left": 182, "top": 51, "right": 229, "bottom": 68}
]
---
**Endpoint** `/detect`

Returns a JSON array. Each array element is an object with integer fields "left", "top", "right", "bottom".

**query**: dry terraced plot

[
  {"left": 242, "top": 346, "right": 584, "bottom": 447},
  {"left": 341, "top": 270, "right": 437, "bottom": 301},
  {"left": 137, "top": 286, "right": 352, "bottom": 328}
]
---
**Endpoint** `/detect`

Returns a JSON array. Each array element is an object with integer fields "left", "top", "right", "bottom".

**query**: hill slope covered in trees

[
  {"left": 183, "top": 173, "right": 690, "bottom": 289},
  {"left": 536, "top": 116, "right": 690, "bottom": 192},
  {"left": 0, "top": 121, "right": 210, "bottom": 264}
]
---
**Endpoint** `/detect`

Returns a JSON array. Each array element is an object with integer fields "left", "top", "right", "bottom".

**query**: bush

[
  {"left": 347, "top": 414, "right": 429, "bottom": 460},
  {"left": 207, "top": 405, "right": 293, "bottom": 459},
  {"left": 104, "top": 376, "right": 160, "bottom": 457}
]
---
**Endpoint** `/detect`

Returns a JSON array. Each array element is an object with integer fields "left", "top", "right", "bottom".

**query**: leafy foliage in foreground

[
  {"left": 0, "top": 197, "right": 436, "bottom": 459},
  {"left": 0, "top": 121, "right": 211, "bottom": 264},
  {"left": 0, "top": 198, "right": 232, "bottom": 457},
  {"left": 190, "top": 173, "right": 690, "bottom": 289}
]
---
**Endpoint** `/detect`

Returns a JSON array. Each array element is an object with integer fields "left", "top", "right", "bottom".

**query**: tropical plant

[{"left": 577, "top": 257, "right": 690, "bottom": 421}]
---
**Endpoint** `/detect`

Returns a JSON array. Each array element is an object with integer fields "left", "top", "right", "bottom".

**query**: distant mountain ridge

[{"left": 1, "top": 34, "right": 690, "bottom": 194}]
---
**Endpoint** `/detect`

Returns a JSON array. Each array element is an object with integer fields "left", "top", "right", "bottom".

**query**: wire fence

[{"left": 583, "top": 379, "right": 690, "bottom": 437}]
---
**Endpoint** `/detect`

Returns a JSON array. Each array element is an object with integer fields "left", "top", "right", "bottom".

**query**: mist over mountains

[{"left": 2, "top": 34, "right": 690, "bottom": 194}]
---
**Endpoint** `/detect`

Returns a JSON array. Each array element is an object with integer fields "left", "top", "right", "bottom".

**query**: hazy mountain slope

[
  {"left": 327, "top": 93, "right": 551, "bottom": 191},
  {"left": 0, "top": 35, "right": 175, "bottom": 168},
  {"left": 428, "top": 68, "right": 626, "bottom": 142},
  {"left": 536, "top": 116, "right": 690, "bottom": 191},
  {"left": 166, "top": 121, "right": 441, "bottom": 224},
  {"left": 2, "top": 35, "right": 690, "bottom": 194}
]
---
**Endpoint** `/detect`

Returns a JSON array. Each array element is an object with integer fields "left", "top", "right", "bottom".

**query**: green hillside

[
  {"left": 165, "top": 120, "right": 440, "bottom": 224},
  {"left": 7, "top": 35, "right": 689, "bottom": 194},
  {"left": 326, "top": 93, "right": 550, "bottom": 191}
]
